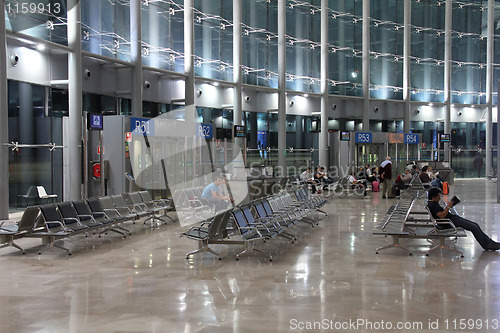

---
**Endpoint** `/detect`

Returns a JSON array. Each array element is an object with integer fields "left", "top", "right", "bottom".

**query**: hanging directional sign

[
  {"left": 355, "top": 132, "right": 372, "bottom": 143},
  {"left": 88, "top": 113, "right": 103, "bottom": 130},
  {"left": 404, "top": 134, "right": 419, "bottom": 144}
]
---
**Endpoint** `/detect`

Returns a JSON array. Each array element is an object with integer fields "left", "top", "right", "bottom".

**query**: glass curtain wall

[
  {"left": 285, "top": 0, "right": 321, "bottom": 93},
  {"left": 370, "top": 0, "right": 404, "bottom": 100},
  {"left": 451, "top": 2, "right": 486, "bottom": 105},
  {"left": 141, "top": 0, "right": 185, "bottom": 72},
  {"left": 81, "top": 0, "right": 131, "bottom": 62},
  {"left": 4, "top": 0, "right": 68, "bottom": 45},
  {"left": 411, "top": 0, "right": 445, "bottom": 103},
  {"left": 193, "top": 0, "right": 233, "bottom": 81},
  {"left": 242, "top": 0, "right": 279, "bottom": 88},
  {"left": 328, "top": 0, "right": 363, "bottom": 96},
  {"left": 7, "top": 82, "right": 63, "bottom": 208}
]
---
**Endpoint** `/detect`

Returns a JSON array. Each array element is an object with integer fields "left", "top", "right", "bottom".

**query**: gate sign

[
  {"left": 88, "top": 113, "right": 103, "bottom": 130},
  {"left": 131, "top": 117, "right": 154, "bottom": 136},
  {"left": 404, "top": 133, "right": 419, "bottom": 144},
  {"left": 355, "top": 132, "right": 372, "bottom": 143},
  {"left": 196, "top": 123, "right": 213, "bottom": 139}
]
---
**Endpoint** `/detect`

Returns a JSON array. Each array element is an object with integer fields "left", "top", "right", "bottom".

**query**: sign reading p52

[
  {"left": 355, "top": 132, "right": 372, "bottom": 143},
  {"left": 404, "top": 134, "right": 419, "bottom": 144},
  {"left": 196, "top": 123, "right": 213, "bottom": 139}
]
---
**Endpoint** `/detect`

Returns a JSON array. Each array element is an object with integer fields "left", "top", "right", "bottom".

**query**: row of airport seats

[
  {"left": 0, "top": 191, "right": 174, "bottom": 255},
  {"left": 172, "top": 177, "right": 289, "bottom": 221},
  {"left": 181, "top": 185, "right": 328, "bottom": 261}
]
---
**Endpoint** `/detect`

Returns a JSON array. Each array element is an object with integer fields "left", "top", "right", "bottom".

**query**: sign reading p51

[
  {"left": 131, "top": 117, "right": 154, "bottom": 136},
  {"left": 404, "top": 134, "right": 419, "bottom": 144},
  {"left": 355, "top": 133, "right": 372, "bottom": 143}
]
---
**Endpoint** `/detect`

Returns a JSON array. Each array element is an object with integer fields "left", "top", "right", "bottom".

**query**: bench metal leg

[
  {"left": 39, "top": 237, "right": 72, "bottom": 255},
  {"left": 375, "top": 235, "right": 412, "bottom": 255},
  {"left": 114, "top": 225, "right": 132, "bottom": 235},
  {"left": 426, "top": 238, "right": 464, "bottom": 257},
  {"left": 277, "top": 232, "right": 295, "bottom": 243},
  {"left": 236, "top": 242, "right": 272, "bottom": 261},
  {"left": 0, "top": 241, "right": 25, "bottom": 254},
  {"left": 186, "top": 240, "right": 221, "bottom": 260}
]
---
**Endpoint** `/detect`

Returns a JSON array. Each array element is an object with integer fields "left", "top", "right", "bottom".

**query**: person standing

[
  {"left": 379, "top": 156, "right": 394, "bottom": 198},
  {"left": 474, "top": 153, "right": 484, "bottom": 178}
]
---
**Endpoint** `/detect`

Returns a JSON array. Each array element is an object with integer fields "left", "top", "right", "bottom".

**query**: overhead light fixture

[{"left": 36, "top": 44, "right": 46, "bottom": 51}]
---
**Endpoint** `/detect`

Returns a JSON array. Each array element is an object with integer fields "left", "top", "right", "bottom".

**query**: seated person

[
  {"left": 300, "top": 167, "right": 312, "bottom": 182},
  {"left": 300, "top": 167, "right": 317, "bottom": 193},
  {"left": 427, "top": 188, "right": 500, "bottom": 251},
  {"left": 367, "top": 167, "right": 378, "bottom": 183},
  {"left": 410, "top": 164, "right": 419, "bottom": 176},
  {"left": 400, "top": 169, "right": 413, "bottom": 188},
  {"left": 348, "top": 172, "right": 367, "bottom": 196},
  {"left": 431, "top": 174, "right": 443, "bottom": 190},
  {"left": 314, "top": 166, "right": 333, "bottom": 191},
  {"left": 201, "top": 175, "right": 231, "bottom": 213},
  {"left": 419, "top": 165, "right": 431, "bottom": 186}
]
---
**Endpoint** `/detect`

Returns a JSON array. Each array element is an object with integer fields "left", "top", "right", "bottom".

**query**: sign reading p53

[
  {"left": 404, "top": 134, "right": 419, "bottom": 144},
  {"left": 355, "top": 133, "right": 372, "bottom": 143}
]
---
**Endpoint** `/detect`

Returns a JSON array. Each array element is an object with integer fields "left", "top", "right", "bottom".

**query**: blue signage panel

[
  {"left": 355, "top": 132, "right": 372, "bottom": 143},
  {"left": 131, "top": 117, "right": 154, "bottom": 136},
  {"left": 404, "top": 134, "right": 419, "bottom": 144},
  {"left": 88, "top": 113, "right": 103, "bottom": 130},
  {"left": 196, "top": 123, "right": 213, "bottom": 139}
]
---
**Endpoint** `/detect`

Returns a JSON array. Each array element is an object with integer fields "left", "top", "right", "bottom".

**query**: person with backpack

[{"left": 379, "top": 156, "right": 394, "bottom": 198}]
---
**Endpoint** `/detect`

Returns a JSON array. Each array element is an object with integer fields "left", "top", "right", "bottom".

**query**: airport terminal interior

[{"left": 2, "top": 0, "right": 500, "bottom": 332}]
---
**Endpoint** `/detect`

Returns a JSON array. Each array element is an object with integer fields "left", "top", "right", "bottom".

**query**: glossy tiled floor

[{"left": 1, "top": 179, "right": 500, "bottom": 333}]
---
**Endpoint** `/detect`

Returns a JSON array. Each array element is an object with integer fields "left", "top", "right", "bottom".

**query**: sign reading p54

[{"left": 404, "top": 134, "right": 419, "bottom": 144}]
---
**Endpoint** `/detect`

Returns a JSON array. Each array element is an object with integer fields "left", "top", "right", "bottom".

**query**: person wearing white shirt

[{"left": 300, "top": 167, "right": 312, "bottom": 182}]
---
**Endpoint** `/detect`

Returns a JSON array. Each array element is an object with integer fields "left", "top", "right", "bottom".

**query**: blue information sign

[
  {"left": 196, "top": 123, "right": 213, "bottom": 139},
  {"left": 131, "top": 117, "right": 154, "bottom": 136},
  {"left": 404, "top": 134, "right": 419, "bottom": 144},
  {"left": 355, "top": 132, "right": 372, "bottom": 143},
  {"left": 88, "top": 113, "right": 103, "bottom": 130}
]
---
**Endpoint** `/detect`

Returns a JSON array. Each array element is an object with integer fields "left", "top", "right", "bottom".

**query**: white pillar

[
  {"left": 131, "top": 0, "right": 142, "bottom": 117},
  {"left": 278, "top": 0, "right": 286, "bottom": 174},
  {"left": 184, "top": 0, "right": 195, "bottom": 107},
  {"left": 362, "top": 0, "right": 370, "bottom": 131},
  {"left": 66, "top": 0, "right": 83, "bottom": 200},
  {"left": 444, "top": 0, "right": 452, "bottom": 160},
  {"left": 486, "top": 0, "right": 494, "bottom": 177},
  {"left": 233, "top": 0, "right": 243, "bottom": 159},
  {"left": 403, "top": 0, "right": 411, "bottom": 134},
  {"left": 319, "top": 0, "right": 329, "bottom": 167},
  {"left": 0, "top": 4, "right": 9, "bottom": 218}
]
